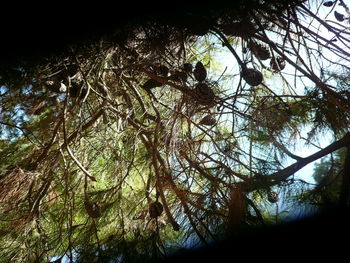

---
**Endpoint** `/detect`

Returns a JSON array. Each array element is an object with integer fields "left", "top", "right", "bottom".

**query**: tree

[
  {"left": 1, "top": 0, "right": 350, "bottom": 262},
  {"left": 306, "top": 68, "right": 350, "bottom": 209},
  {"left": 309, "top": 148, "right": 346, "bottom": 207}
]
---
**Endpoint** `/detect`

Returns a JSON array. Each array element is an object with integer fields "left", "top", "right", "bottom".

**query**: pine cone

[
  {"left": 199, "top": 115, "right": 216, "bottom": 126},
  {"left": 193, "top": 82, "right": 216, "bottom": 106},
  {"left": 241, "top": 68, "right": 263, "bottom": 86},
  {"left": 247, "top": 41, "right": 271, "bottom": 60},
  {"left": 323, "top": 1, "right": 335, "bottom": 7},
  {"left": 149, "top": 201, "right": 163, "bottom": 218},
  {"left": 193, "top": 61, "right": 207, "bottom": 82},
  {"left": 334, "top": 11, "right": 346, "bottom": 22},
  {"left": 268, "top": 192, "right": 279, "bottom": 203},
  {"left": 172, "top": 223, "right": 180, "bottom": 231},
  {"left": 84, "top": 200, "right": 101, "bottom": 218},
  {"left": 270, "top": 56, "right": 286, "bottom": 72}
]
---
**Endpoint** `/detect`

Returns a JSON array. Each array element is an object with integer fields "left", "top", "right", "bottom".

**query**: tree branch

[
  {"left": 241, "top": 133, "right": 350, "bottom": 192},
  {"left": 62, "top": 96, "right": 98, "bottom": 182}
]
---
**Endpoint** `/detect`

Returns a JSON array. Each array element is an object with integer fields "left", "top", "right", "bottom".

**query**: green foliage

[
  {"left": 311, "top": 148, "right": 346, "bottom": 205},
  {"left": 0, "top": 137, "right": 34, "bottom": 171}
]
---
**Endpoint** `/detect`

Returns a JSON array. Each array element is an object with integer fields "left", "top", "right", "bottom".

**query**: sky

[
  {"left": 208, "top": 1, "right": 350, "bottom": 185},
  {"left": 212, "top": 50, "right": 321, "bottom": 184}
]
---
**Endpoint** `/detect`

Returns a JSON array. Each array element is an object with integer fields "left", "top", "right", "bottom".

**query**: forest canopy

[{"left": 1, "top": 0, "right": 350, "bottom": 262}]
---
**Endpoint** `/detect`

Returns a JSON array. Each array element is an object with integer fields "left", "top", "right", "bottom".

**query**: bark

[{"left": 228, "top": 186, "right": 247, "bottom": 232}]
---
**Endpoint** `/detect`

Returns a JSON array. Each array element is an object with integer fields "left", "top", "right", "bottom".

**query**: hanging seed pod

[
  {"left": 334, "top": 11, "right": 346, "bottom": 22},
  {"left": 270, "top": 56, "right": 286, "bottom": 72},
  {"left": 247, "top": 41, "right": 271, "bottom": 60},
  {"left": 323, "top": 1, "right": 335, "bottom": 7},
  {"left": 223, "top": 143, "right": 233, "bottom": 154},
  {"left": 241, "top": 67, "right": 263, "bottom": 86},
  {"left": 141, "top": 79, "right": 162, "bottom": 90},
  {"left": 199, "top": 115, "right": 216, "bottom": 126},
  {"left": 84, "top": 200, "right": 101, "bottom": 218},
  {"left": 193, "top": 82, "right": 216, "bottom": 106},
  {"left": 267, "top": 192, "right": 279, "bottom": 203},
  {"left": 193, "top": 61, "right": 207, "bottom": 82},
  {"left": 149, "top": 201, "right": 163, "bottom": 218}
]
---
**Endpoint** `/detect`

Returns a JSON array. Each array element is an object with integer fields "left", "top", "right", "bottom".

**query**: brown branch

[
  {"left": 269, "top": 136, "right": 303, "bottom": 161},
  {"left": 246, "top": 197, "right": 265, "bottom": 225},
  {"left": 228, "top": 186, "right": 247, "bottom": 232},
  {"left": 214, "top": 17, "right": 350, "bottom": 115},
  {"left": 35, "top": 118, "right": 63, "bottom": 166},
  {"left": 241, "top": 133, "right": 350, "bottom": 192},
  {"left": 298, "top": 4, "right": 350, "bottom": 51},
  {"left": 157, "top": 160, "right": 211, "bottom": 244},
  {"left": 120, "top": 108, "right": 181, "bottom": 232},
  {"left": 258, "top": 33, "right": 350, "bottom": 115},
  {"left": 122, "top": 77, "right": 147, "bottom": 114},
  {"left": 199, "top": 151, "right": 249, "bottom": 181},
  {"left": 211, "top": 28, "right": 244, "bottom": 67},
  {"left": 147, "top": 142, "right": 180, "bottom": 232},
  {"left": 60, "top": 108, "right": 105, "bottom": 150},
  {"left": 183, "top": 153, "right": 227, "bottom": 185},
  {"left": 0, "top": 121, "right": 37, "bottom": 143},
  {"left": 62, "top": 97, "right": 98, "bottom": 182},
  {"left": 142, "top": 70, "right": 191, "bottom": 94}
]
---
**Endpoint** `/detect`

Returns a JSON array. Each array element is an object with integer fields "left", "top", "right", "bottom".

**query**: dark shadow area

[
  {"left": 1, "top": 2, "right": 210, "bottom": 66},
  {"left": 0, "top": 0, "right": 300, "bottom": 68},
  {"left": 151, "top": 207, "right": 350, "bottom": 262}
]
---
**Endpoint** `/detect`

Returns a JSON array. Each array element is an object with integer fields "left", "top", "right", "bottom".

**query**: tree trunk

[{"left": 228, "top": 186, "right": 247, "bottom": 233}]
